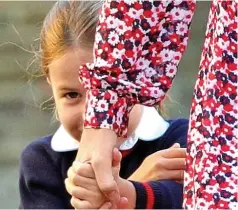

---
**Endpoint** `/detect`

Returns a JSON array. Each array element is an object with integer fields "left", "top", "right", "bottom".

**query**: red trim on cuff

[
  {"left": 120, "top": 147, "right": 134, "bottom": 158},
  {"left": 142, "top": 182, "right": 155, "bottom": 209}
]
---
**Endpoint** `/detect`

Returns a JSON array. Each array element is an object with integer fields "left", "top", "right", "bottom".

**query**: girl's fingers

[
  {"left": 163, "top": 158, "right": 186, "bottom": 170},
  {"left": 72, "top": 161, "right": 95, "bottom": 178},
  {"left": 70, "top": 197, "right": 93, "bottom": 209},
  {"left": 163, "top": 148, "right": 186, "bottom": 158},
  {"left": 160, "top": 170, "right": 184, "bottom": 181},
  {"left": 65, "top": 178, "right": 73, "bottom": 196},
  {"left": 67, "top": 167, "right": 96, "bottom": 189},
  {"left": 72, "top": 184, "right": 96, "bottom": 200},
  {"left": 65, "top": 178, "right": 97, "bottom": 200}
]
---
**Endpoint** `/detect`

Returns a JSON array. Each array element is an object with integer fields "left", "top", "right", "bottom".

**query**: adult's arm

[{"left": 76, "top": 0, "right": 196, "bottom": 204}]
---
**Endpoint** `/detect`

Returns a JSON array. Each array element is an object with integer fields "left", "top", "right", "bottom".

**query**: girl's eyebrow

[{"left": 57, "top": 86, "right": 79, "bottom": 91}]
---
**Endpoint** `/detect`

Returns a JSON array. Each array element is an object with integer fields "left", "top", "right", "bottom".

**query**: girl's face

[{"left": 48, "top": 47, "right": 143, "bottom": 144}]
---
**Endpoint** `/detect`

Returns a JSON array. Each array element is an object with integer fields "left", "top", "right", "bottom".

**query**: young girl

[{"left": 19, "top": 1, "right": 189, "bottom": 209}]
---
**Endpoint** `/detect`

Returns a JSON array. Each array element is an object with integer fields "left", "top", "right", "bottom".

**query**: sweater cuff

[
  {"left": 130, "top": 180, "right": 184, "bottom": 209},
  {"left": 83, "top": 89, "right": 134, "bottom": 137},
  {"left": 130, "top": 181, "right": 164, "bottom": 209}
]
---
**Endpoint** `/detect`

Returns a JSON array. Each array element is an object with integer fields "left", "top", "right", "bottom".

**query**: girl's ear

[{"left": 47, "top": 77, "right": 51, "bottom": 85}]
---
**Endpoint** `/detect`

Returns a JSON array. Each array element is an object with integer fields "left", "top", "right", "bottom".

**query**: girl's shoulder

[
  {"left": 166, "top": 118, "right": 189, "bottom": 134},
  {"left": 20, "top": 135, "right": 62, "bottom": 171},
  {"left": 162, "top": 118, "right": 189, "bottom": 147},
  {"left": 19, "top": 135, "right": 73, "bottom": 209},
  {"left": 21, "top": 135, "right": 55, "bottom": 156}
]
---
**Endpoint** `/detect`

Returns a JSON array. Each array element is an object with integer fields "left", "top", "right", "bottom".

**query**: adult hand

[
  {"left": 75, "top": 128, "right": 120, "bottom": 207},
  {"left": 128, "top": 143, "right": 186, "bottom": 183}
]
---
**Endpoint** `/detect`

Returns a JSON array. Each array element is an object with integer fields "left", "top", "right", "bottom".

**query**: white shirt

[{"left": 51, "top": 106, "right": 170, "bottom": 152}]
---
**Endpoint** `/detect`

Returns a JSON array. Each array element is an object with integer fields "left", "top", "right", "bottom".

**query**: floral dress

[
  {"left": 184, "top": 1, "right": 237, "bottom": 209},
  {"left": 78, "top": 0, "right": 237, "bottom": 209}
]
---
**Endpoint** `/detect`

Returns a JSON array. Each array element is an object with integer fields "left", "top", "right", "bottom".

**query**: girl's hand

[
  {"left": 128, "top": 143, "right": 186, "bottom": 183},
  {"left": 65, "top": 161, "right": 108, "bottom": 209},
  {"left": 66, "top": 148, "right": 128, "bottom": 209}
]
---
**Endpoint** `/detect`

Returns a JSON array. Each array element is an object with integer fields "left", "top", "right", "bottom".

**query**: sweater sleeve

[
  {"left": 19, "top": 141, "right": 70, "bottom": 209},
  {"left": 130, "top": 180, "right": 183, "bottom": 209},
  {"left": 79, "top": 0, "right": 196, "bottom": 137}
]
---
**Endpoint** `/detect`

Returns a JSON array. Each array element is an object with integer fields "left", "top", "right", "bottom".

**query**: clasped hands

[{"left": 65, "top": 143, "right": 185, "bottom": 209}]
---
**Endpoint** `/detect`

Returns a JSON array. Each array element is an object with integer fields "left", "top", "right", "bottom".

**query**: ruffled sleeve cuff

[{"left": 83, "top": 89, "right": 134, "bottom": 137}]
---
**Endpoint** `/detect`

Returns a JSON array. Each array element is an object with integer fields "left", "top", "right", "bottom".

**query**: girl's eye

[{"left": 65, "top": 92, "right": 81, "bottom": 99}]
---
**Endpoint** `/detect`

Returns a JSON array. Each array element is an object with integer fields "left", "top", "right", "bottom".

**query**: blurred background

[{"left": 0, "top": 1, "right": 210, "bottom": 208}]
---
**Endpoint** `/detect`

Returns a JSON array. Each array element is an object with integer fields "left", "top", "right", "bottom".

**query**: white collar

[{"left": 51, "top": 106, "right": 170, "bottom": 152}]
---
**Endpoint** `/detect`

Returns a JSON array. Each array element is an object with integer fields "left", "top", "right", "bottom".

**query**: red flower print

[
  {"left": 90, "top": 117, "right": 100, "bottom": 127},
  {"left": 203, "top": 192, "right": 213, "bottom": 202},
  {"left": 220, "top": 163, "right": 232, "bottom": 173},
  {"left": 169, "top": 33, "right": 181, "bottom": 44},
  {"left": 143, "top": 10, "right": 153, "bottom": 18},
  {"left": 117, "top": 1, "right": 129, "bottom": 13},
  {"left": 91, "top": 89, "right": 99, "bottom": 96},
  {"left": 123, "top": 14, "right": 133, "bottom": 27},
  {"left": 133, "top": 29, "right": 144, "bottom": 41}
]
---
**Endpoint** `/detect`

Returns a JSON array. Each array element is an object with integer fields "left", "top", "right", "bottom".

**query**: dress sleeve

[{"left": 79, "top": 0, "right": 196, "bottom": 137}]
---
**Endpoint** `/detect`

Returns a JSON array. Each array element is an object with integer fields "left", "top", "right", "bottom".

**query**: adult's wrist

[{"left": 84, "top": 89, "right": 134, "bottom": 137}]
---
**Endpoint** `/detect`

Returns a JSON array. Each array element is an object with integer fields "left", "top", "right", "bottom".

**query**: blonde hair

[
  {"left": 40, "top": 0, "right": 166, "bottom": 117},
  {"left": 40, "top": 0, "right": 102, "bottom": 76}
]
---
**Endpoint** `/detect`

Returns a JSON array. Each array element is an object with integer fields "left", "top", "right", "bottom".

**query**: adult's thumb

[
  {"left": 112, "top": 147, "right": 122, "bottom": 167},
  {"left": 92, "top": 157, "right": 120, "bottom": 206}
]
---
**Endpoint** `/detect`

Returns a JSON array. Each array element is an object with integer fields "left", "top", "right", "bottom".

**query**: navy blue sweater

[{"left": 19, "top": 118, "right": 188, "bottom": 209}]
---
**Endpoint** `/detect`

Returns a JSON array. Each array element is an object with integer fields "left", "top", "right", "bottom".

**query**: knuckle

[
  {"left": 64, "top": 179, "right": 71, "bottom": 194},
  {"left": 64, "top": 178, "right": 68, "bottom": 186},
  {"left": 72, "top": 174, "right": 78, "bottom": 184},
  {"left": 156, "top": 158, "right": 163, "bottom": 168},
  {"left": 100, "top": 182, "right": 114, "bottom": 193},
  {"left": 155, "top": 162, "right": 160, "bottom": 169},
  {"left": 70, "top": 197, "right": 76, "bottom": 208},
  {"left": 92, "top": 157, "right": 103, "bottom": 167},
  {"left": 73, "top": 162, "right": 82, "bottom": 174},
  {"left": 67, "top": 167, "right": 72, "bottom": 178},
  {"left": 71, "top": 187, "right": 79, "bottom": 198},
  {"left": 74, "top": 168, "right": 81, "bottom": 176},
  {"left": 69, "top": 170, "right": 79, "bottom": 183}
]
